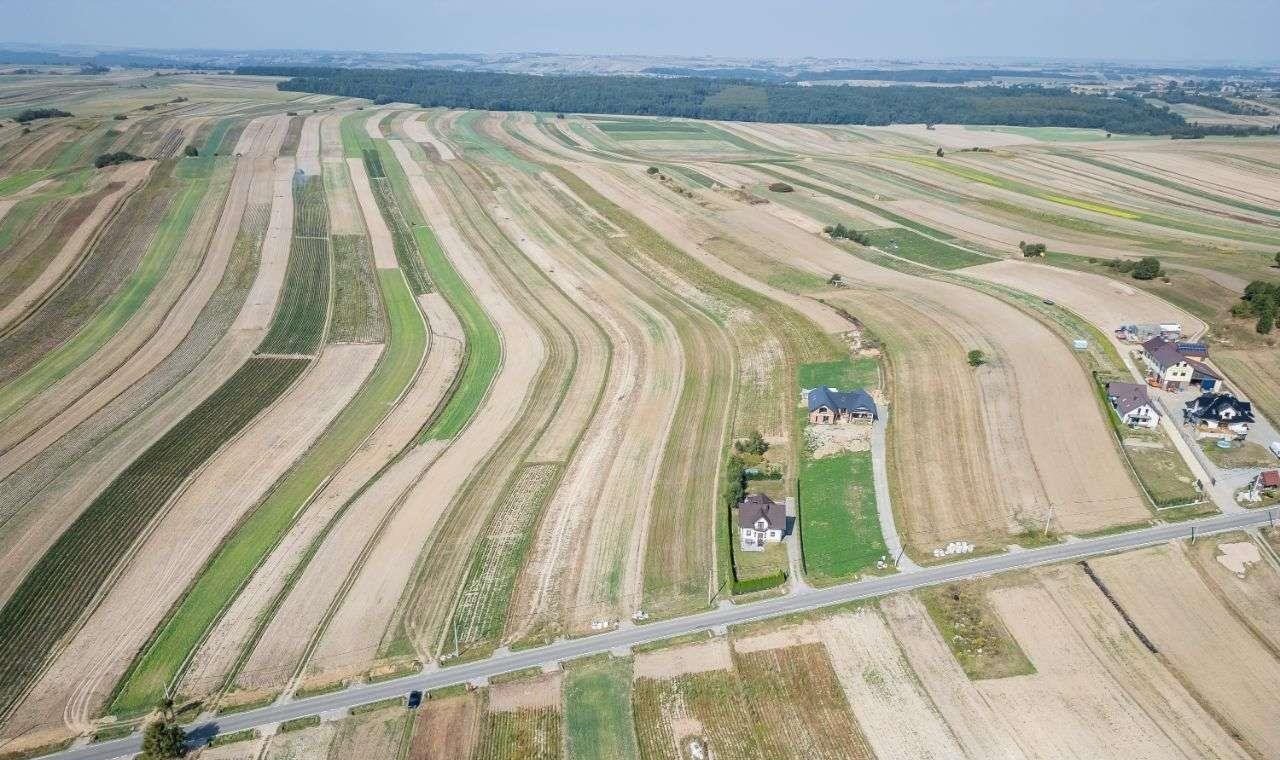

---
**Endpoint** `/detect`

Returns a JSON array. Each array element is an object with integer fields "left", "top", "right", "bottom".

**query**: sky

[{"left": 2, "top": 0, "right": 1278, "bottom": 63}]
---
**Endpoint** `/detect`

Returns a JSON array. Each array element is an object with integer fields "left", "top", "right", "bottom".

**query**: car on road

[{"left": 406, "top": 690, "right": 422, "bottom": 709}]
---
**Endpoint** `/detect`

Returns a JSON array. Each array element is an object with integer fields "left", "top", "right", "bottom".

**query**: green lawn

[
  {"left": 797, "top": 357, "right": 879, "bottom": 391},
  {"left": 798, "top": 451, "right": 886, "bottom": 584},
  {"left": 564, "top": 659, "right": 640, "bottom": 760},
  {"left": 864, "top": 227, "right": 993, "bottom": 270},
  {"left": 110, "top": 270, "right": 426, "bottom": 715}
]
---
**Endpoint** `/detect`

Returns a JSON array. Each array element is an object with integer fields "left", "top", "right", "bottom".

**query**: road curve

[{"left": 42, "top": 507, "right": 1279, "bottom": 760}]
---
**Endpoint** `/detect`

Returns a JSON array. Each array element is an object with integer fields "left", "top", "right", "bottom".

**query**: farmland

[{"left": 2, "top": 68, "right": 1280, "bottom": 758}]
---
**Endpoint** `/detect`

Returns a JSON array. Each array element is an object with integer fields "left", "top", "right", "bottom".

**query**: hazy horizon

[{"left": 3, "top": 0, "right": 1278, "bottom": 64}]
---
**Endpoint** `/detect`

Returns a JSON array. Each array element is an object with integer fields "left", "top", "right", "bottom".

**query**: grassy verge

[
  {"left": 207, "top": 729, "right": 258, "bottom": 747},
  {"left": 564, "top": 658, "right": 640, "bottom": 760},
  {"left": 918, "top": 582, "right": 1034, "bottom": 679},
  {"left": 279, "top": 715, "right": 320, "bottom": 733},
  {"left": 109, "top": 271, "right": 424, "bottom": 714},
  {"left": 798, "top": 451, "right": 887, "bottom": 584}
]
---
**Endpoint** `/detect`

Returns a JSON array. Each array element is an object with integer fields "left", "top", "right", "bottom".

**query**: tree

[
  {"left": 1258, "top": 311, "right": 1274, "bottom": 334},
  {"left": 183, "top": 145, "right": 199, "bottom": 157},
  {"left": 967, "top": 349, "right": 986, "bottom": 367},
  {"left": 1274, "top": 251, "right": 1280, "bottom": 268},
  {"left": 936, "top": 147, "right": 945, "bottom": 157},
  {"left": 1130, "top": 256, "right": 1162, "bottom": 280},
  {"left": 139, "top": 703, "right": 186, "bottom": 760},
  {"left": 646, "top": 166, "right": 659, "bottom": 175},
  {"left": 736, "top": 430, "right": 769, "bottom": 456},
  {"left": 1019, "top": 241, "right": 1046, "bottom": 257}
]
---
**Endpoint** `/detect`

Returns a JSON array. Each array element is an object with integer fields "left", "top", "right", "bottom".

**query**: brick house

[{"left": 807, "top": 387, "right": 877, "bottom": 425}]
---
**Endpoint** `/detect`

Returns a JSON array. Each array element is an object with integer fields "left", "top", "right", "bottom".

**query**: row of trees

[
  {"left": 1103, "top": 256, "right": 1164, "bottom": 280},
  {"left": 237, "top": 67, "right": 1197, "bottom": 134},
  {"left": 14, "top": 108, "right": 72, "bottom": 122},
  {"left": 823, "top": 223, "right": 869, "bottom": 245}
]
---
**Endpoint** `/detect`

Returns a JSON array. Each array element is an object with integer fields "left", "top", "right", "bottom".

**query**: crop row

[
  {"left": 292, "top": 175, "right": 328, "bottom": 239},
  {"left": 110, "top": 270, "right": 423, "bottom": 714},
  {"left": 369, "top": 169, "right": 431, "bottom": 295},
  {"left": 256, "top": 235, "right": 331, "bottom": 355},
  {"left": 0, "top": 356, "right": 308, "bottom": 717},
  {"left": 445, "top": 464, "right": 561, "bottom": 655},
  {"left": 329, "top": 234, "right": 386, "bottom": 343},
  {"left": 473, "top": 707, "right": 563, "bottom": 760}
]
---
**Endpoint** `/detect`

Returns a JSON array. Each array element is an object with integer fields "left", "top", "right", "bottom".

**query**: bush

[
  {"left": 1130, "top": 256, "right": 1162, "bottom": 280},
  {"left": 113, "top": 114, "right": 128, "bottom": 121},
  {"left": 1018, "top": 240, "right": 1046, "bottom": 257},
  {"left": 646, "top": 166, "right": 659, "bottom": 175},
  {"left": 967, "top": 349, "right": 986, "bottom": 367},
  {"left": 15, "top": 108, "right": 72, "bottom": 123},
  {"left": 183, "top": 145, "right": 199, "bottom": 157},
  {"left": 94, "top": 151, "right": 144, "bottom": 168},
  {"left": 734, "top": 430, "right": 769, "bottom": 456},
  {"left": 768, "top": 181, "right": 794, "bottom": 193},
  {"left": 823, "top": 222, "right": 869, "bottom": 245}
]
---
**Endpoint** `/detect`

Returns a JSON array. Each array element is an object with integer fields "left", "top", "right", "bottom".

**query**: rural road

[{"left": 43, "top": 508, "right": 1279, "bottom": 760}]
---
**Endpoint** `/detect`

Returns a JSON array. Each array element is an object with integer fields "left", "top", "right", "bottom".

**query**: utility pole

[
  {"left": 1043, "top": 502, "right": 1055, "bottom": 538},
  {"left": 452, "top": 615, "right": 460, "bottom": 660},
  {"left": 1191, "top": 525, "right": 1197, "bottom": 545},
  {"left": 895, "top": 547, "right": 905, "bottom": 567}
]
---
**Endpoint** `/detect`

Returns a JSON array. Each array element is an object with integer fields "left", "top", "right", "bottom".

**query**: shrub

[
  {"left": 646, "top": 166, "right": 659, "bottom": 175},
  {"left": 733, "top": 570, "right": 787, "bottom": 595},
  {"left": 1018, "top": 240, "right": 1046, "bottom": 257},
  {"left": 734, "top": 430, "right": 769, "bottom": 456},
  {"left": 967, "top": 349, "right": 986, "bottom": 367},
  {"left": 113, "top": 114, "right": 128, "bottom": 121},
  {"left": 768, "top": 181, "right": 794, "bottom": 193},
  {"left": 1130, "top": 256, "right": 1162, "bottom": 280},
  {"left": 94, "top": 151, "right": 144, "bottom": 168},
  {"left": 183, "top": 145, "right": 199, "bottom": 157},
  {"left": 15, "top": 108, "right": 72, "bottom": 123},
  {"left": 823, "top": 222, "right": 869, "bottom": 245}
]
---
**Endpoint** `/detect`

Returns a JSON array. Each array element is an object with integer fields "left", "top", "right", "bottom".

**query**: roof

[
  {"left": 1106, "top": 381, "right": 1153, "bottom": 417},
  {"left": 1184, "top": 393, "right": 1255, "bottom": 424},
  {"left": 738, "top": 493, "right": 786, "bottom": 532},
  {"left": 807, "top": 386, "right": 877, "bottom": 417},
  {"left": 1259, "top": 470, "right": 1280, "bottom": 489},
  {"left": 1187, "top": 359, "right": 1223, "bottom": 381},
  {"left": 1144, "top": 338, "right": 1190, "bottom": 371},
  {"left": 1177, "top": 342, "right": 1209, "bottom": 357}
]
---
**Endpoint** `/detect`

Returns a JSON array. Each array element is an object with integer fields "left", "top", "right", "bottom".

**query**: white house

[
  {"left": 1106, "top": 381, "right": 1159, "bottom": 428},
  {"left": 738, "top": 493, "right": 786, "bottom": 551},
  {"left": 1142, "top": 337, "right": 1194, "bottom": 391}
]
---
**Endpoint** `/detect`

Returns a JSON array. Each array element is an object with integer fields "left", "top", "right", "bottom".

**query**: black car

[{"left": 406, "top": 690, "right": 423, "bottom": 709}]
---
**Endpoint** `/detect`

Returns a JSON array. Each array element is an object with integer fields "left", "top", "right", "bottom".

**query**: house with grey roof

[
  {"left": 1184, "top": 392, "right": 1254, "bottom": 439},
  {"left": 738, "top": 493, "right": 786, "bottom": 551},
  {"left": 807, "top": 386, "right": 877, "bottom": 425},
  {"left": 1105, "top": 381, "right": 1159, "bottom": 429}
]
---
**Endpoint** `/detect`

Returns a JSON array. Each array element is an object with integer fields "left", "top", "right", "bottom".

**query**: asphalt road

[{"left": 42, "top": 507, "right": 1278, "bottom": 760}]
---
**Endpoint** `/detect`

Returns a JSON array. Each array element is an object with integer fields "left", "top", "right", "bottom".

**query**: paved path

[
  {"left": 871, "top": 409, "right": 918, "bottom": 570},
  {"left": 41, "top": 508, "right": 1279, "bottom": 760}
]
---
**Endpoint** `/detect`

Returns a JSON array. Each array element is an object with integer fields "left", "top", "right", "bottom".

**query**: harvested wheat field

[{"left": 3, "top": 63, "right": 1280, "bottom": 759}]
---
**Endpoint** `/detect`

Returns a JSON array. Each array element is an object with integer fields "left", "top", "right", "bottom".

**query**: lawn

[
  {"left": 864, "top": 227, "right": 993, "bottom": 270},
  {"left": 797, "top": 450, "right": 887, "bottom": 584},
  {"left": 1125, "top": 444, "right": 1203, "bottom": 507},
  {"left": 732, "top": 532, "right": 789, "bottom": 582},
  {"left": 110, "top": 270, "right": 424, "bottom": 715},
  {"left": 564, "top": 658, "right": 640, "bottom": 760},
  {"left": 797, "top": 357, "right": 879, "bottom": 391},
  {"left": 1200, "top": 439, "right": 1277, "bottom": 470}
]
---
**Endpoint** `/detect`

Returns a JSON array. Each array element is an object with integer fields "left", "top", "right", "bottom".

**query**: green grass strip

[
  {"left": 414, "top": 225, "right": 501, "bottom": 440},
  {"left": 0, "top": 174, "right": 209, "bottom": 422},
  {"left": 0, "top": 357, "right": 308, "bottom": 717},
  {"left": 863, "top": 227, "right": 994, "bottom": 270},
  {"left": 564, "top": 658, "right": 640, "bottom": 760},
  {"left": 0, "top": 168, "right": 51, "bottom": 196},
  {"left": 798, "top": 450, "right": 887, "bottom": 584},
  {"left": 110, "top": 270, "right": 425, "bottom": 714},
  {"left": 797, "top": 357, "right": 879, "bottom": 391}
]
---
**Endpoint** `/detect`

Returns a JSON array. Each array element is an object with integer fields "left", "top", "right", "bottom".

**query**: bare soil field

[
  {"left": 634, "top": 638, "right": 734, "bottom": 679},
  {"left": 409, "top": 693, "right": 481, "bottom": 760},
  {"left": 1091, "top": 543, "right": 1280, "bottom": 758}
]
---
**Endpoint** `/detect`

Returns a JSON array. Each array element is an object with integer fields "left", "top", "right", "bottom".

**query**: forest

[{"left": 240, "top": 66, "right": 1193, "bottom": 133}]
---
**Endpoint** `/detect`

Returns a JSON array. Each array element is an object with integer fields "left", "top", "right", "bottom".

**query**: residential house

[
  {"left": 738, "top": 493, "right": 786, "bottom": 551},
  {"left": 1248, "top": 470, "right": 1280, "bottom": 501},
  {"left": 1142, "top": 337, "right": 1194, "bottom": 390},
  {"left": 807, "top": 387, "right": 878, "bottom": 424},
  {"left": 1183, "top": 393, "right": 1255, "bottom": 439},
  {"left": 1106, "top": 381, "right": 1160, "bottom": 429}
]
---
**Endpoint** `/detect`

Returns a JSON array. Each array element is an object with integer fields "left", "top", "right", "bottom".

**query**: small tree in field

[
  {"left": 1131, "top": 256, "right": 1162, "bottom": 280},
  {"left": 1274, "top": 251, "right": 1280, "bottom": 268},
  {"left": 139, "top": 699, "right": 185, "bottom": 759},
  {"left": 967, "top": 349, "right": 986, "bottom": 367},
  {"left": 183, "top": 145, "right": 198, "bottom": 157},
  {"left": 936, "top": 147, "right": 945, "bottom": 157}
]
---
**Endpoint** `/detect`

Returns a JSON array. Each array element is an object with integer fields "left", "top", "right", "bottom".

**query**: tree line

[{"left": 238, "top": 67, "right": 1200, "bottom": 134}]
